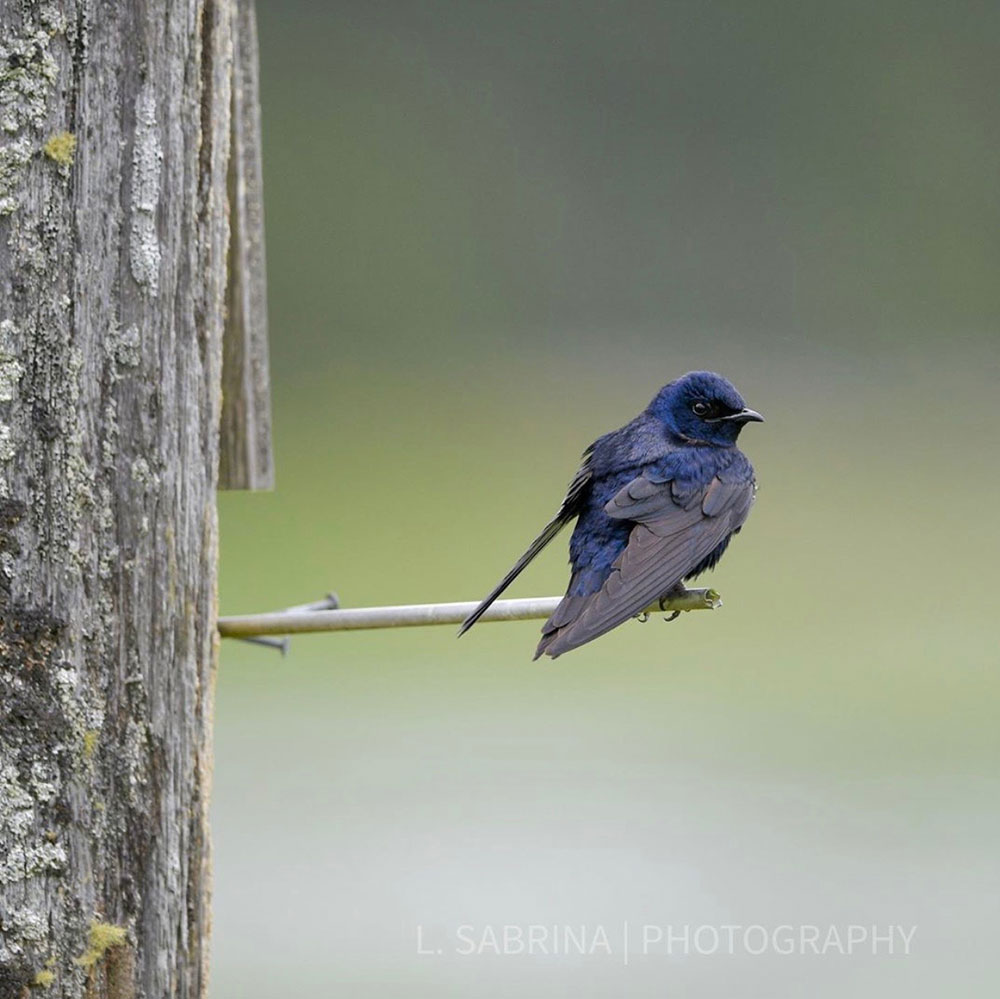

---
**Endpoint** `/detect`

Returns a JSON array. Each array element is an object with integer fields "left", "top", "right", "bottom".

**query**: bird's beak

[{"left": 713, "top": 407, "right": 765, "bottom": 424}]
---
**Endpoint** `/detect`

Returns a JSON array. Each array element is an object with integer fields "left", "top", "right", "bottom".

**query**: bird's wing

[
  {"left": 536, "top": 467, "right": 754, "bottom": 658},
  {"left": 457, "top": 446, "right": 595, "bottom": 636}
]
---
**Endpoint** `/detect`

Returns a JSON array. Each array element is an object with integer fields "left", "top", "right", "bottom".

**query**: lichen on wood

[
  {"left": 0, "top": 4, "right": 66, "bottom": 215},
  {"left": 74, "top": 923, "right": 127, "bottom": 969},
  {"left": 128, "top": 83, "right": 162, "bottom": 295},
  {"left": 43, "top": 129, "right": 76, "bottom": 167}
]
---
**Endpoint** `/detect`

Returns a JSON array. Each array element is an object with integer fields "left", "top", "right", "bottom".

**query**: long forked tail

[{"left": 457, "top": 518, "right": 568, "bottom": 636}]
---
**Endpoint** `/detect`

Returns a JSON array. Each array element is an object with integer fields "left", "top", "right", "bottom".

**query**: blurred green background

[{"left": 213, "top": 2, "right": 999, "bottom": 995}]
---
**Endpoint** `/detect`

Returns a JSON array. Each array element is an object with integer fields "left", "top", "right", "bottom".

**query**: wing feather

[{"left": 536, "top": 467, "right": 754, "bottom": 657}]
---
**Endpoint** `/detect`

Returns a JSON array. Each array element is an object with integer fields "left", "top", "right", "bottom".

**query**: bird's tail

[{"left": 457, "top": 517, "right": 568, "bottom": 636}]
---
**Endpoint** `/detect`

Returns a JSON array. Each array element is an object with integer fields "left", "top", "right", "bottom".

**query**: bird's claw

[
  {"left": 636, "top": 612, "right": 650, "bottom": 623},
  {"left": 658, "top": 596, "right": 680, "bottom": 622}
]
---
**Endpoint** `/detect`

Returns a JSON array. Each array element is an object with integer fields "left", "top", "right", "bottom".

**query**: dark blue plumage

[{"left": 459, "top": 372, "right": 763, "bottom": 658}]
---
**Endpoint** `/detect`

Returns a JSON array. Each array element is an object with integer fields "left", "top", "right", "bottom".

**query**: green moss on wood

[
  {"left": 43, "top": 131, "right": 75, "bottom": 167},
  {"left": 75, "top": 921, "right": 128, "bottom": 969}
]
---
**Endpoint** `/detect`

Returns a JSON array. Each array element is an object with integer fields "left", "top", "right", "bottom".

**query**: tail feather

[
  {"left": 533, "top": 592, "right": 590, "bottom": 659},
  {"left": 458, "top": 517, "right": 567, "bottom": 636}
]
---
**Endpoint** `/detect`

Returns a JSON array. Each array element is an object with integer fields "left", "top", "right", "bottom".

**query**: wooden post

[{"left": 0, "top": 1, "right": 271, "bottom": 995}]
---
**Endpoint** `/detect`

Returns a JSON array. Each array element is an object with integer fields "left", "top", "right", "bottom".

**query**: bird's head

[{"left": 647, "top": 371, "right": 764, "bottom": 446}]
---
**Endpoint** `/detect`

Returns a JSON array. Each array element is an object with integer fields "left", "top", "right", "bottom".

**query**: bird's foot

[
  {"left": 636, "top": 611, "right": 650, "bottom": 623},
  {"left": 658, "top": 596, "right": 681, "bottom": 622}
]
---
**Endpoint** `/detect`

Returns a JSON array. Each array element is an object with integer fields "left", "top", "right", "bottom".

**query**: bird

[{"left": 459, "top": 371, "right": 763, "bottom": 658}]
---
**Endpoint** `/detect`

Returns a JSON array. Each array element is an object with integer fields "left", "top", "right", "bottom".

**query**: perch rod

[{"left": 217, "top": 589, "right": 721, "bottom": 639}]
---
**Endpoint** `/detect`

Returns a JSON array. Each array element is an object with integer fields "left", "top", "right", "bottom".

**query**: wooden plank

[{"left": 220, "top": 0, "right": 275, "bottom": 490}]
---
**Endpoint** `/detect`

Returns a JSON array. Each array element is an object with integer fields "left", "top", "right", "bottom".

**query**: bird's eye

[{"left": 691, "top": 401, "right": 710, "bottom": 417}]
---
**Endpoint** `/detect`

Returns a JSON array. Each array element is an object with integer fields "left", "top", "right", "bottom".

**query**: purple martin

[{"left": 459, "top": 371, "right": 763, "bottom": 658}]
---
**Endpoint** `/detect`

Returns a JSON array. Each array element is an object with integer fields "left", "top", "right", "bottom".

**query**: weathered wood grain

[
  {"left": 0, "top": 1, "right": 238, "bottom": 995},
  {"left": 219, "top": 0, "right": 274, "bottom": 491}
]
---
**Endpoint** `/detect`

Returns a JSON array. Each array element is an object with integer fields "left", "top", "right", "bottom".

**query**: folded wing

[{"left": 535, "top": 468, "right": 755, "bottom": 658}]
